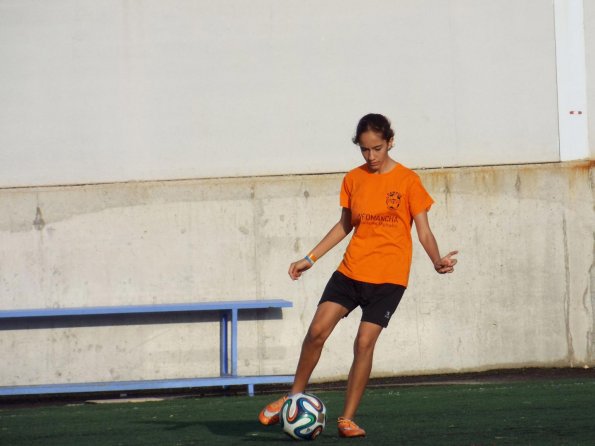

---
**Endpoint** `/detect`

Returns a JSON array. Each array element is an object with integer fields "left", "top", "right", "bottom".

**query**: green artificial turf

[{"left": 1, "top": 379, "right": 594, "bottom": 445}]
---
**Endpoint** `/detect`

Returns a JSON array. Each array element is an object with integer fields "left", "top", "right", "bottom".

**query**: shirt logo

[
  {"left": 386, "top": 191, "right": 402, "bottom": 210},
  {"left": 384, "top": 311, "right": 391, "bottom": 319}
]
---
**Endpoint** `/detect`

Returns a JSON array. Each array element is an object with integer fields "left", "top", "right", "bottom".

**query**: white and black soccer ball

[{"left": 280, "top": 392, "right": 326, "bottom": 441}]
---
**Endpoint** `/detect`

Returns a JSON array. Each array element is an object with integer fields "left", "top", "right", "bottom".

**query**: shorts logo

[
  {"left": 386, "top": 191, "right": 401, "bottom": 210},
  {"left": 384, "top": 311, "right": 391, "bottom": 319}
]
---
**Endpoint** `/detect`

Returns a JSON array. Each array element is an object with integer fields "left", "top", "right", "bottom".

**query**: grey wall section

[
  {"left": 0, "top": 162, "right": 592, "bottom": 386},
  {"left": 0, "top": 0, "right": 561, "bottom": 188}
]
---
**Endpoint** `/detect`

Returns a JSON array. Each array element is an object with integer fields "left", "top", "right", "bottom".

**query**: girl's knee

[
  {"left": 304, "top": 323, "right": 330, "bottom": 346},
  {"left": 354, "top": 333, "right": 379, "bottom": 355}
]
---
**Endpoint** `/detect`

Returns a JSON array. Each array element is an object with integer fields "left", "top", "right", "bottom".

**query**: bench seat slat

[
  {"left": 0, "top": 375, "right": 295, "bottom": 396},
  {"left": 0, "top": 299, "right": 292, "bottom": 320}
]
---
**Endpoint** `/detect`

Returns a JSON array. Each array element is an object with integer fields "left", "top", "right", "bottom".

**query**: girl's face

[{"left": 358, "top": 130, "right": 394, "bottom": 173}]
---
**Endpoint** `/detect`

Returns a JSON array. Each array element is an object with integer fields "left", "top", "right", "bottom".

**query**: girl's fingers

[
  {"left": 288, "top": 263, "right": 299, "bottom": 279},
  {"left": 289, "top": 259, "right": 310, "bottom": 280}
]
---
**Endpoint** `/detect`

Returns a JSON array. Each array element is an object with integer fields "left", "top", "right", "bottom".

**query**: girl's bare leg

[
  {"left": 291, "top": 301, "right": 348, "bottom": 394},
  {"left": 341, "top": 321, "right": 383, "bottom": 419}
]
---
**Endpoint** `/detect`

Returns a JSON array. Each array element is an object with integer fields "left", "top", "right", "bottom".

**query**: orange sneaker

[
  {"left": 258, "top": 394, "right": 289, "bottom": 425},
  {"left": 337, "top": 417, "right": 366, "bottom": 438}
]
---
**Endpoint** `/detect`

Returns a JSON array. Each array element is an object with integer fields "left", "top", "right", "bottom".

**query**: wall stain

[
  {"left": 588, "top": 250, "right": 595, "bottom": 362},
  {"left": 443, "top": 175, "right": 450, "bottom": 208},
  {"left": 33, "top": 207, "right": 45, "bottom": 231},
  {"left": 2, "top": 162, "right": 591, "bottom": 233},
  {"left": 562, "top": 214, "right": 576, "bottom": 366}
]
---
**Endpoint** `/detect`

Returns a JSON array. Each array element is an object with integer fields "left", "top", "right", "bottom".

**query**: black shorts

[{"left": 319, "top": 271, "right": 406, "bottom": 328}]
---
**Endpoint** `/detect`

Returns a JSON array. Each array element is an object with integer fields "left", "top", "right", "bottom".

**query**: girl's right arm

[{"left": 288, "top": 207, "right": 353, "bottom": 280}]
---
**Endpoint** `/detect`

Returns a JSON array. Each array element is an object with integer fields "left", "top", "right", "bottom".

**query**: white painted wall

[
  {"left": 585, "top": 0, "right": 595, "bottom": 157},
  {"left": 0, "top": 162, "right": 592, "bottom": 386},
  {"left": 0, "top": 0, "right": 561, "bottom": 188}
]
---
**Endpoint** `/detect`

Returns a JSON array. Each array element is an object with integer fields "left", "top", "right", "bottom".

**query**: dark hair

[{"left": 352, "top": 113, "right": 395, "bottom": 145}]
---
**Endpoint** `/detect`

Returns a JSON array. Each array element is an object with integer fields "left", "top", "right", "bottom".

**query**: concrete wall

[
  {"left": 0, "top": 0, "right": 562, "bottom": 188},
  {"left": 0, "top": 161, "right": 592, "bottom": 387}
]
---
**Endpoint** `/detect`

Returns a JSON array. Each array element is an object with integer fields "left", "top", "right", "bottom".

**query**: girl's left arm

[{"left": 413, "top": 211, "right": 458, "bottom": 274}]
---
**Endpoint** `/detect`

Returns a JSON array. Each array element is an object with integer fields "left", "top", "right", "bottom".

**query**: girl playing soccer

[{"left": 258, "top": 113, "right": 458, "bottom": 438}]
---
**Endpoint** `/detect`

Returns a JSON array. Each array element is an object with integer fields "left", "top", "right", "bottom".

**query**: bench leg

[
  {"left": 231, "top": 308, "right": 238, "bottom": 376},
  {"left": 247, "top": 384, "right": 255, "bottom": 397},
  {"left": 220, "top": 311, "right": 229, "bottom": 376}
]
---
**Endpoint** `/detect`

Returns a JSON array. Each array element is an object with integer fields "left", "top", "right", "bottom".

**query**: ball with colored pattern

[{"left": 280, "top": 392, "right": 326, "bottom": 441}]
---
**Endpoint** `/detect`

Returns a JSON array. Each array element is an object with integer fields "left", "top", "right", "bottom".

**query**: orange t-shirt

[{"left": 336, "top": 163, "right": 434, "bottom": 287}]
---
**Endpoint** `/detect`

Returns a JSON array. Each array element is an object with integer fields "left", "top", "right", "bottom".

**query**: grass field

[{"left": 1, "top": 378, "right": 594, "bottom": 445}]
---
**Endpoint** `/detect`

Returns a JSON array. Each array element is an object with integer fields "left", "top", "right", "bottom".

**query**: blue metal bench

[{"left": 0, "top": 300, "right": 294, "bottom": 397}]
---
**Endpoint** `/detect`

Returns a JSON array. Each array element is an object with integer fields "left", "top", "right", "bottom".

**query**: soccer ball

[{"left": 280, "top": 392, "right": 326, "bottom": 441}]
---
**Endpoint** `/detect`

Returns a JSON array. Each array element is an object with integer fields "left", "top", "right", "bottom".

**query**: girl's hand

[
  {"left": 288, "top": 258, "right": 313, "bottom": 280},
  {"left": 434, "top": 251, "right": 458, "bottom": 274}
]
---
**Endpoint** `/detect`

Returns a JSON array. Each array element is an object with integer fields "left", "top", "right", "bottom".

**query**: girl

[{"left": 258, "top": 114, "right": 458, "bottom": 438}]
